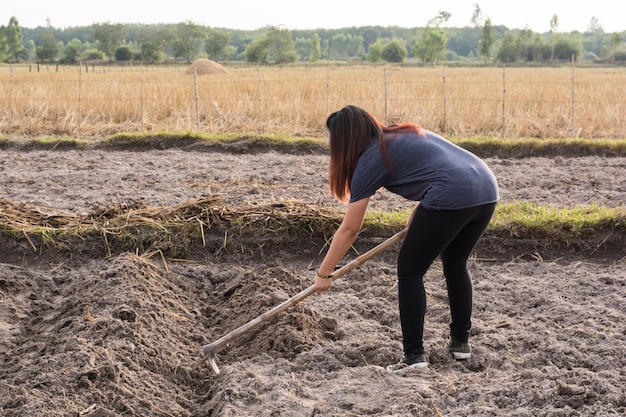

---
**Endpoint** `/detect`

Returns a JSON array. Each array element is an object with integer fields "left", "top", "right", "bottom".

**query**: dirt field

[{"left": 1, "top": 140, "right": 625, "bottom": 416}]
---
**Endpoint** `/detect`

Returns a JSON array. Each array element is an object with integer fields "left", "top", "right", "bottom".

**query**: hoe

[{"left": 202, "top": 228, "right": 408, "bottom": 374}]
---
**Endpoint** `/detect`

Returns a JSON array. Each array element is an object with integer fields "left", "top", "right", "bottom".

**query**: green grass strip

[
  {"left": 363, "top": 202, "right": 626, "bottom": 243},
  {"left": 3, "top": 134, "right": 626, "bottom": 157},
  {"left": 453, "top": 137, "right": 626, "bottom": 158}
]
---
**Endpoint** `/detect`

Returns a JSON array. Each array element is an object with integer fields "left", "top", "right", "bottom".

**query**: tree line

[{"left": 1, "top": 6, "right": 625, "bottom": 66}]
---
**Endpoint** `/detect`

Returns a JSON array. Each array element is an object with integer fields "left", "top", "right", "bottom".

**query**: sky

[{"left": 2, "top": 0, "right": 624, "bottom": 34}]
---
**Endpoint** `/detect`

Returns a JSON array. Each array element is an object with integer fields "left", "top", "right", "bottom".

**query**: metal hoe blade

[{"left": 204, "top": 347, "right": 221, "bottom": 375}]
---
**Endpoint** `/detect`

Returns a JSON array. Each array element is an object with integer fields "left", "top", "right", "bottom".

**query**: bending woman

[{"left": 314, "top": 105, "right": 499, "bottom": 373}]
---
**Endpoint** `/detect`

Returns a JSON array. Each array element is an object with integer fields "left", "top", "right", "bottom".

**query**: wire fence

[{"left": 1, "top": 62, "right": 625, "bottom": 139}]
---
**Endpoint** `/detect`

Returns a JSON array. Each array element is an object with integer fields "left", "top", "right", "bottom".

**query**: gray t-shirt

[{"left": 349, "top": 131, "right": 499, "bottom": 210}]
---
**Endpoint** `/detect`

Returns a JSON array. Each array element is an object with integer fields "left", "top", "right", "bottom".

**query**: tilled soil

[{"left": 1, "top": 144, "right": 625, "bottom": 417}]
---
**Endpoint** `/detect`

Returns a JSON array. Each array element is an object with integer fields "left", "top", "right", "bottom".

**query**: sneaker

[
  {"left": 386, "top": 353, "right": 428, "bottom": 373},
  {"left": 448, "top": 338, "right": 471, "bottom": 360}
]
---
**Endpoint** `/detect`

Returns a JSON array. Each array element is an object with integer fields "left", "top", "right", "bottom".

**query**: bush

[
  {"left": 447, "top": 50, "right": 461, "bottom": 62},
  {"left": 612, "top": 50, "right": 626, "bottom": 63},
  {"left": 115, "top": 46, "right": 133, "bottom": 61},
  {"left": 84, "top": 50, "right": 104, "bottom": 60},
  {"left": 381, "top": 40, "right": 407, "bottom": 63}
]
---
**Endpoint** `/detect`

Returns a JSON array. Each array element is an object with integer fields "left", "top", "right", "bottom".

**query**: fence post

[
  {"left": 141, "top": 69, "right": 145, "bottom": 133},
  {"left": 502, "top": 65, "right": 507, "bottom": 138},
  {"left": 8, "top": 64, "right": 13, "bottom": 133},
  {"left": 78, "top": 62, "right": 82, "bottom": 133},
  {"left": 326, "top": 63, "right": 330, "bottom": 116},
  {"left": 256, "top": 64, "right": 263, "bottom": 134},
  {"left": 194, "top": 67, "right": 200, "bottom": 131},
  {"left": 442, "top": 67, "right": 447, "bottom": 133},
  {"left": 571, "top": 54, "right": 576, "bottom": 138},
  {"left": 384, "top": 67, "right": 388, "bottom": 124}
]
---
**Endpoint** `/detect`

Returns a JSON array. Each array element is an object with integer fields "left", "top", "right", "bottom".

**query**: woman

[{"left": 314, "top": 105, "right": 499, "bottom": 373}]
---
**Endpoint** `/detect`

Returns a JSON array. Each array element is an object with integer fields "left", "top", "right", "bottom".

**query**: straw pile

[
  {"left": 0, "top": 195, "right": 342, "bottom": 237},
  {"left": 185, "top": 58, "right": 229, "bottom": 75}
]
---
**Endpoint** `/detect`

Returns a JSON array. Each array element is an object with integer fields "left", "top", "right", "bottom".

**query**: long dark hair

[{"left": 325, "top": 105, "right": 424, "bottom": 202}]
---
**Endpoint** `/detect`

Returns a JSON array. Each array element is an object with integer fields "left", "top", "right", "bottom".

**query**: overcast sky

[{"left": 3, "top": 0, "right": 623, "bottom": 33}]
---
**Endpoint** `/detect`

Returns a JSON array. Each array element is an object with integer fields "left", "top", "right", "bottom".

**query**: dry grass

[
  {"left": 1, "top": 196, "right": 624, "bottom": 258},
  {"left": 0, "top": 195, "right": 343, "bottom": 238},
  {"left": 1, "top": 64, "right": 625, "bottom": 139},
  {"left": 0, "top": 195, "right": 344, "bottom": 257}
]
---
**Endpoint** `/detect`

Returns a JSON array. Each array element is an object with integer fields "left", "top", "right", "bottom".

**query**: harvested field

[{"left": 0, "top": 138, "right": 625, "bottom": 416}]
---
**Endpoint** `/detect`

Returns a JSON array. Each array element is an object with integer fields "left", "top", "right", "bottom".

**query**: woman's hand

[
  {"left": 314, "top": 198, "right": 369, "bottom": 294},
  {"left": 314, "top": 274, "right": 333, "bottom": 293}
]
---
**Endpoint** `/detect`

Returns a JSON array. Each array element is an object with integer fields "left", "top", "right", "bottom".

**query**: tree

[
  {"left": 245, "top": 38, "right": 268, "bottom": 63},
  {"left": 265, "top": 26, "right": 297, "bottom": 64},
  {"left": 446, "top": 27, "right": 481, "bottom": 57},
  {"left": 92, "top": 22, "right": 127, "bottom": 61},
  {"left": 205, "top": 29, "right": 230, "bottom": 61},
  {"left": 361, "top": 28, "right": 379, "bottom": 50},
  {"left": 293, "top": 37, "right": 309, "bottom": 60},
  {"left": 608, "top": 32, "right": 623, "bottom": 63},
  {"left": 478, "top": 18, "right": 495, "bottom": 63},
  {"left": 413, "top": 27, "right": 447, "bottom": 63},
  {"left": 0, "top": 27, "right": 7, "bottom": 62},
  {"left": 587, "top": 17, "right": 603, "bottom": 34},
  {"left": 62, "top": 38, "right": 83, "bottom": 63},
  {"left": 429, "top": 11, "right": 451, "bottom": 27},
  {"left": 23, "top": 39, "right": 36, "bottom": 61},
  {"left": 35, "top": 32, "right": 60, "bottom": 62},
  {"left": 244, "top": 27, "right": 297, "bottom": 64},
  {"left": 528, "top": 33, "right": 548, "bottom": 62},
  {"left": 321, "top": 39, "right": 330, "bottom": 60},
  {"left": 553, "top": 34, "right": 583, "bottom": 61},
  {"left": 137, "top": 25, "right": 172, "bottom": 62},
  {"left": 328, "top": 33, "right": 364, "bottom": 60},
  {"left": 381, "top": 40, "right": 407, "bottom": 63},
  {"left": 519, "top": 27, "right": 533, "bottom": 62},
  {"left": 171, "top": 21, "right": 206, "bottom": 62},
  {"left": 496, "top": 31, "right": 521, "bottom": 63},
  {"left": 550, "top": 14, "right": 559, "bottom": 61},
  {"left": 366, "top": 39, "right": 384, "bottom": 62},
  {"left": 309, "top": 33, "right": 321, "bottom": 62},
  {"left": 471, "top": 3, "right": 483, "bottom": 28},
  {"left": 582, "top": 22, "right": 606, "bottom": 58},
  {"left": 3, "top": 17, "right": 25, "bottom": 62}
]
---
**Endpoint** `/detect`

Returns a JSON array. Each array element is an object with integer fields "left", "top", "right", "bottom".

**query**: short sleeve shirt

[{"left": 349, "top": 131, "right": 499, "bottom": 210}]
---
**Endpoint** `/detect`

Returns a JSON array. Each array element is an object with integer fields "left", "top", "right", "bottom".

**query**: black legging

[{"left": 397, "top": 202, "right": 497, "bottom": 355}]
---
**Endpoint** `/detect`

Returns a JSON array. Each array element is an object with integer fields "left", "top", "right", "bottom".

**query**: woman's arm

[{"left": 314, "top": 197, "right": 369, "bottom": 293}]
